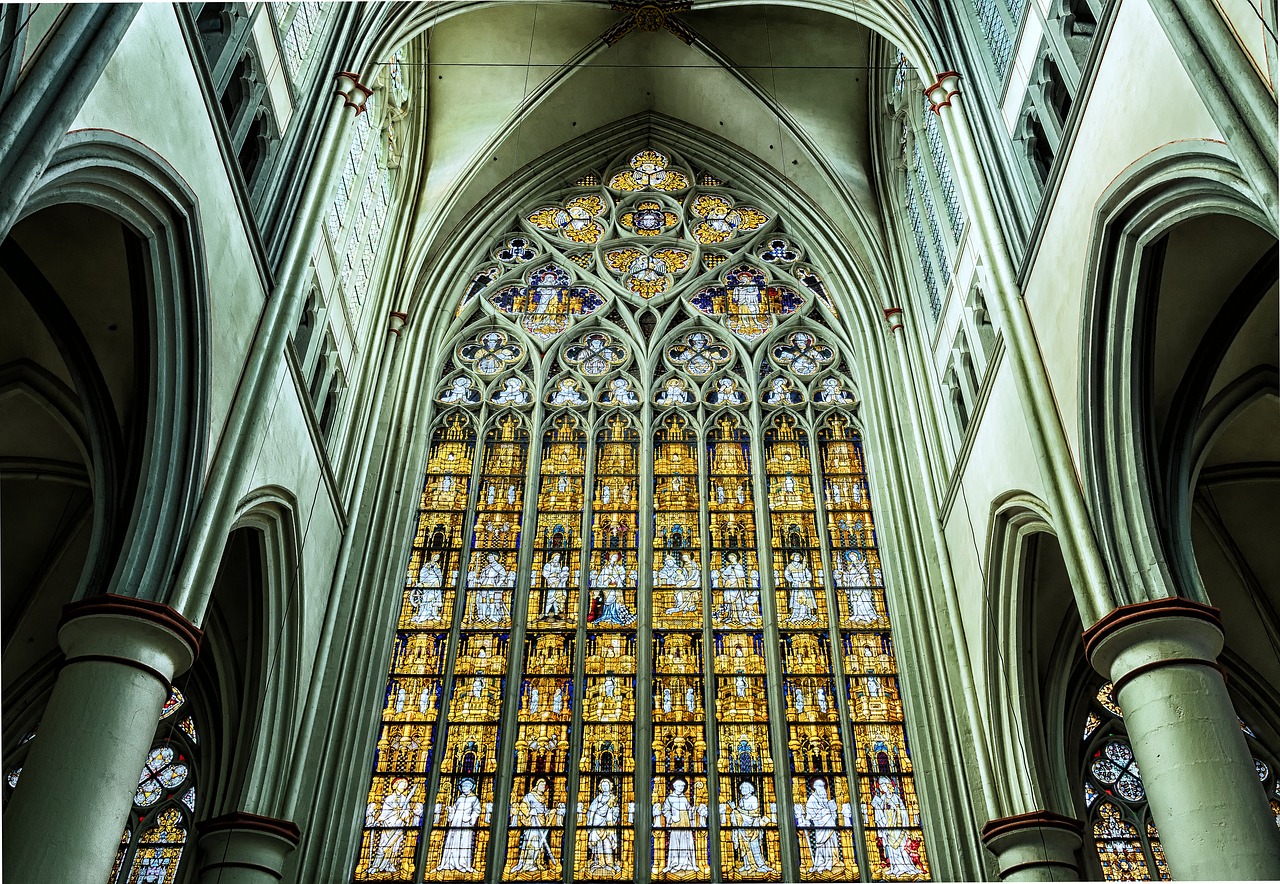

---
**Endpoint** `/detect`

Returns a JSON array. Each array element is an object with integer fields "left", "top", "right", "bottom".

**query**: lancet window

[
  {"left": 887, "top": 50, "right": 967, "bottom": 324},
  {"left": 1078, "top": 681, "right": 1280, "bottom": 880},
  {"left": 355, "top": 147, "right": 931, "bottom": 883},
  {"left": 325, "top": 46, "right": 410, "bottom": 321}
]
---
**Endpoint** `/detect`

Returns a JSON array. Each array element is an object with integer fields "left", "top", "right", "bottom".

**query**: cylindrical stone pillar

[
  {"left": 981, "top": 811, "right": 1084, "bottom": 881},
  {"left": 1085, "top": 597, "right": 1280, "bottom": 879},
  {"left": 197, "top": 812, "right": 301, "bottom": 883},
  {"left": 2, "top": 594, "right": 201, "bottom": 881}
]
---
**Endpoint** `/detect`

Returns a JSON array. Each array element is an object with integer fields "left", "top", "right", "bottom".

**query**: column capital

[
  {"left": 197, "top": 811, "right": 301, "bottom": 881},
  {"left": 196, "top": 810, "right": 302, "bottom": 844},
  {"left": 388, "top": 310, "right": 409, "bottom": 336},
  {"left": 1083, "top": 597, "right": 1223, "bottom": 691},
  {"left": 882, "top": 306, "right": 905, "bottom": 332},
  {"left": 924, "top": 71, "right": 962, "bottom": 114},
  {"left": 334, "top": 71, "right": 374, "bottom": 115},
  {"left": 58, "top": 593, "right": 202, "bottom": 686},
  {"left": 981, "top": 811, "right": 1085, "bottom": 881}
]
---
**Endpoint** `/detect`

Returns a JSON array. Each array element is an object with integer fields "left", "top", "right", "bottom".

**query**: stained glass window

[
  {"left": 887, "top": 46, "right": 966, "bottom": 325},
  {"left": 323, "top": 45, "right": 410, "bottom": 322},
  {"left": 1078, "top": 681, "right": 1279, "bottom": 880},
  {"left": 355, "top": 146, "right": 932, "bottom": 882}
]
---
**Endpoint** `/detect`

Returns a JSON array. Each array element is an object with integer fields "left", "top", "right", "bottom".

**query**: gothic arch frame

[
  {"left": 18, "top": 129, "right": 211, "bottom": 608},
  {"left": 333, "top": 129, "right": 974, "bottom": 880},
  {"left": 982, "top": 493, "right": 1085, "bottom": 820},
  {"left": 223, "top": 487, "right": 309, "bottom": 813},
  {"left": 1078, "top": 140, "right": 1274, "bottom": 606}
]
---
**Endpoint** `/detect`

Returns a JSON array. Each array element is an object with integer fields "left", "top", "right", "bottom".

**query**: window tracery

[
  {"left": 324, "top": 46, "right": 409, "bottom": 322},
  {"left": 886, "top": 55, "right": 967, "bottom": 326},
  {"left": 355, "top": 146, "right": 931, "bottom": 882}
]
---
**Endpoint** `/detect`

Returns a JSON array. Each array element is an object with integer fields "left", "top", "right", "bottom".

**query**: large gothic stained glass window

[{"left": 354, "top": 147, "right": 931, "bottom": 883}]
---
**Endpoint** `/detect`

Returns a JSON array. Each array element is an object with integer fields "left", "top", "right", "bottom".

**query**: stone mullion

[
  {"left": 485, "top": 404, "right": 545, "bottom": 884},
  {"left": 696, "top": 405, "right": 723, "bottom": 879},
  {"left": 807, "top": 414, "right": 872, "bottom": 883},
  {"left": 634, "top": 398, "right": 655, "bottom": 884},
  {"left": 562, "top": 403, "right": 600, "bottom": 884},
  {"left": 750, "top": 406, "right": 800, "bottom": 883},
  {"left": 416, "top": 404, "right": 490, "bottom": 884}
]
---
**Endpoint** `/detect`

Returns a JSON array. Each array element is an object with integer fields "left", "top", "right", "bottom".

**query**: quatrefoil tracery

[
  {"left": 458, "top": 330, "right": 524, "bottom": 375},
  {"left": 666, "top": 331, "right": 732, "bottom": 376},
  {"left": 771, "top": 332, "right": 834, "bottom": 376},
  {"left": 563, "top": 332, "right": 628, "bottom": 377}
]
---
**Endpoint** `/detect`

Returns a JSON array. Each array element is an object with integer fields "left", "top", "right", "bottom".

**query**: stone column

[
  {"left": 1085, "top": 597, "right": 1280, "bottom": 879},
  {"left": 2, "top": 594, "right": 201, "bottom": 881},
  {"left": 981, "top": 811, "right": 1083, "bottom": 881},
  {"left": 922, "top": 71, "right": 1114, "bottom": 627},
  {"left": 196, "top": 812, "right": 301, "bottom": 883}
]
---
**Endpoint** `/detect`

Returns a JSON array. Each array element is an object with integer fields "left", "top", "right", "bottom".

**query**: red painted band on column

[
  {"left": 1081, "top": 596, "right": 1222, "bottom": 661},
  {"left": 60, "top": 593, "right": 203, "bottom": 656},
  {"left": 980, "top": 809, "right": 1084, "bottom": 844},
  {"left": 197, "top": 810, "right": 302, "bottom": 845},
  {"left": 924, "top": 70, "right": 962, "bottom": 114}
]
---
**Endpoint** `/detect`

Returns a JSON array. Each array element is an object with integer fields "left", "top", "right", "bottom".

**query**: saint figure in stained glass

[
  {"left": 366, "top": 778, "right": 425, "bottom": 875},
  {"left": 436, "top": 779, "right": 482, "bottom": 872},
  {"left": 489, "top": 264, "right": 605, "bottom": 340},
  {"left": 691, "top": 264, "right": 803, "bottom": 340},
  {"left": 870, "top": 777, "right": 926, "bottom": 878}
]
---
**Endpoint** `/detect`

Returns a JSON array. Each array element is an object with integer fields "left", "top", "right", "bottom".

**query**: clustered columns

[
  {"left": 1, "top": 595, "right": 202, "bottom": 882},
  {"left": 197, "top": 812, "right": 302, "bottom": 883},
  {"left": 1085, "top": 598, "right": 1280, "bottom": 879},
  {"left": 980, "top": 812, "right": 1084, "bottom": 882}
]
